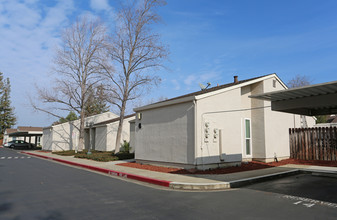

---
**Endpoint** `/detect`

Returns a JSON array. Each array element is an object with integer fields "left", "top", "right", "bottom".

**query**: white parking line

[
  {"left": 0, "top": 156, "right": 32, "bottom": 159},
  {"left": 284, "top": 195, "right": 337, "bottom": 208}
]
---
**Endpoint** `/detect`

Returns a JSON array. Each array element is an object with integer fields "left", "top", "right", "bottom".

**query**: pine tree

[
  {"left": 52, "top": 111, "right": 78, "bottom": 125},
  {"left": 85, "top": 85, "right": 109, "bottom": 117},
  {"left": 0, "top": 73, "right": 16, "bottom": 137}
]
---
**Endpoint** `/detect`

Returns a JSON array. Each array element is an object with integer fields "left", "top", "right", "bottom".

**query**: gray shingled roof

[{"left": 140, "top": 74, "right": 275, "bottom": 108}]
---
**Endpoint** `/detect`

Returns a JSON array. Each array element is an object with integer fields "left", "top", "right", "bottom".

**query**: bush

[
  {"left": 120, "top": 140, "right": 131, "bottom": 153},
  {"left": 115, "top": 152, "right": 135, "bottom": 160},
  {"left": 53, "top": 150, "right": 76, "bottom": 156},
  {"left": 75, "top": 153, "right": 118, "bottom": 162},
  {"left": 74, "top": 150, "right": 119, "bottom": 162},
  {"left": 53, "top": 148, "right": 134, "bottom": 161}
]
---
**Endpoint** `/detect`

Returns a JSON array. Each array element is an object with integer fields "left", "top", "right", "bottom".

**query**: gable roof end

[{"left": 135, "top": 73, "right": 282, "bottom": 112}]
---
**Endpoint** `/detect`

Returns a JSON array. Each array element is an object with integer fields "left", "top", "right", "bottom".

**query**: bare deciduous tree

[
  {"left": 104, "top": 0, "right": 168, "bottom": 153},
  {"left": 287, "top": 74, "right": 311, "bottom": 88},
  {"left": 33, "top": 16, "right": 110, "bottom": 151}
]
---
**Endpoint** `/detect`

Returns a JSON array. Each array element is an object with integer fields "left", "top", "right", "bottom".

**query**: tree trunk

[
  {"left": 78, "top": 81, "right": 86, "bottom": 152},
  {"left": 115, "top": 74, "right": 130, "bottom": 153},
  {"left": 78, "top": 108, "right": 85, "bottom": 152},
  {"left": 114, "top": 100, "right": 126, "bottom": 153}
]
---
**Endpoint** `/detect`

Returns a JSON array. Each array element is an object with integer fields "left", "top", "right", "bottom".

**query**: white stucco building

[
  {"left": 92, "top": 114, "right": 135, "bottom": 152},
  {"left": 133, "top": 74, "right": 315, "bottom": 169},
  {"left": 42, "top": 112, "right": 135, "bottom": 152}
]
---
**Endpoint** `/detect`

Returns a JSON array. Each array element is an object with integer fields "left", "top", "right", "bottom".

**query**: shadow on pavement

[{"left": 246, "top": 173, "right": 337, "bottom": 203}]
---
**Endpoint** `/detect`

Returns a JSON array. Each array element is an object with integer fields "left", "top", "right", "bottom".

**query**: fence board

[{"left": 289, "top": 127, "right": 337, "bottom": 161}]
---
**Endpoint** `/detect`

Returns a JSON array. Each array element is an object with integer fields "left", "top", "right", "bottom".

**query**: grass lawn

[{"left": 53, "top": 150, "right": 134, "bottom": 162}]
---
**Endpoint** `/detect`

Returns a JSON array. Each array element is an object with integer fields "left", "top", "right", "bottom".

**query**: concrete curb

[
  {"left": 170, "top": 182, "right": 231, "bottom": 190},
  {"left": 302, "top": 169, "right": 337, "bottom": 178},
  {"left": 21, "top": 151, "right": 335, "bottom": 190},
  {"left": 228, "top": 169, "right": 301, "bottom": 188},
  {"left": 170, "top": 170, "right": 301, "bottom": 190},
  {"left": 21, "top": 152, "right": 171, "bottom": 188}
]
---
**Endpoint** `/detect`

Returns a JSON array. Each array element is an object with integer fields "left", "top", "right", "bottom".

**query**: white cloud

[
  {"left": 90, "top": 0, "right": 111, "bottom": 11},
  {"left": 184, "top": 75, "right": 197, "bottom": 86},
  {"left": 171, "top": 79, "right": 180, "bottom": 90},
  {"left": 0, "top": 0, "right": 76, "bottom": 126},
  {"left": 200, "top": 71, "right": 220, "bottom": 82}
]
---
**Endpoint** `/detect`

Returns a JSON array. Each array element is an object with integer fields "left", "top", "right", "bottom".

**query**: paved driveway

[{"left": 245, "top": 173, "right": 337, "bottom": 204}]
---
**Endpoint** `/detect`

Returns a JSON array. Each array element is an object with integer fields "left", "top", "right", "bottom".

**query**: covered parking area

[
  {"left": 9, "top": 131, "right": 43, "bottom": 147},
  {"left": 250, "top": 80, "right": 337, "bottom": 161},
  {"left": 250, "top": 80, "right": 337, "bottom": 116}
]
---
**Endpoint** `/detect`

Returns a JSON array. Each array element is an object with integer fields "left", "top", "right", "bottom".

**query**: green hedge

[{"left": 52, "top": 150, "right": 134, "bottom": 162}]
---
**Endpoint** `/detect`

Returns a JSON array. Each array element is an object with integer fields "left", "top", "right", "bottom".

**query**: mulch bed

[{"left": 117, "top": 159, "right": 337, "bottom": 175}]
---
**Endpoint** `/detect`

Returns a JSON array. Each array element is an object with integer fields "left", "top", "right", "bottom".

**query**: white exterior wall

[
  {"left": 45, "top": 112, "right": 118, "bottom": 151},
  {"left": 135, "top": 102, "right": 195, "bottom": 165},
  {"left": 42, "top": 128, "right": 53, "bottom": 151},
  {"left": 196, "top": 88, "right": 245, "bottom": 165},
  {"left": 196, "top": 76, "right": 301, "bottom": 164},
  {"left": 105, "top": 117, "right": 134, "bottom": 152},
  {"left": 250, "top": 82, "right": 267, "bottom": 160},
  {"left": 50, "top": 121, "right": 78, "bottom": 151},
  {"left": 307, "top": 117, "right": 316, "bottom": 127},
  {"left": 129, "top": 121, "right": 135, "bottom": 153},
  {"left": 262, "top": 77, "right": 296, "bottom": 161}
]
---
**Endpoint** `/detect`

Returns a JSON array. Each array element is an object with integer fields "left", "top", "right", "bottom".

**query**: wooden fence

[{"left": 289, "top": 127, "right": 337, "bottom": 161}]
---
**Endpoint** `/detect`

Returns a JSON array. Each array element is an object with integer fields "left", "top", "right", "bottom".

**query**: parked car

[{"left": 4, "top": 140, "right": 35, "bottom": 149}]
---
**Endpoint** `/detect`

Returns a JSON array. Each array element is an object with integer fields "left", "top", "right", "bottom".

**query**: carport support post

[{"left": 29, "top": 136, "right": 31, "bottom": 144}]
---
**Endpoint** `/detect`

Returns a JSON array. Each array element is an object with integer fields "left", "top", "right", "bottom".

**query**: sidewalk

[{"left": 21, "top": 151, "right": 337, "bottom": 190}]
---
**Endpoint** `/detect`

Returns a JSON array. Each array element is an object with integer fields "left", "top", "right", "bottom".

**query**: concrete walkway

[{"left": 21, "top": 150, "right": 337, "bottom": 190}]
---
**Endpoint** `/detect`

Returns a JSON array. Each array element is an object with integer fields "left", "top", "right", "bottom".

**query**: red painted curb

[{"left": 21, "top": 152, "right": 171, "bottom": 187}]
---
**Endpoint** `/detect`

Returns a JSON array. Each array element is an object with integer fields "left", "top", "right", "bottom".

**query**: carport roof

[
  {"left": 250, "top": 80, "right": 337, "bottom": 116},
  {"left": 9, "top": 131, "right": 43, "bottom": 137}
]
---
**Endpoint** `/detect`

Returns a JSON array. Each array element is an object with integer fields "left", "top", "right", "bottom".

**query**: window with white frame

[{"left": 245, "top": 119, "right": 252, "bottom": 156}]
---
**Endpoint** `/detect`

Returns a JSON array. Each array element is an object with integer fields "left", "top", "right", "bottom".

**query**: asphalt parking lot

[
  {"left": 245, "top": 173, "right": 337, "bottom": 204},
  {"left": 1, "top": 147, "right": 337, "bottom": 219}
]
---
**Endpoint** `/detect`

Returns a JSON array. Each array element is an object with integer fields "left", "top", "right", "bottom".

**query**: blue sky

[{"left": 1, "top": 0, "right": 337, "bottom": 127}]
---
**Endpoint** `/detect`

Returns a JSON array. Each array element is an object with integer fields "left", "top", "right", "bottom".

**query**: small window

[
  {"left": 273, "top": 80, "right": 276, "bottom": 88},
  {"left": 245, "top": 119, "right": 252, "bottom": 156}
]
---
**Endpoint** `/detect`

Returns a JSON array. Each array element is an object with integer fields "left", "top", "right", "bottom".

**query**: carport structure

[
  {"left": 8, "top": 127, "right": 43, "bottom": 147},
  {"left": 250, "top": 80, "right": 337, "bottom": 161},
  {"left": 250, "top": 80, "right": 337, "bottom": 116}
]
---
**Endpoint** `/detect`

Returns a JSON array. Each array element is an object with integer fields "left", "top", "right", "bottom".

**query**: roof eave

[
  {"left": 134, "top": 96, "right": 196, "bottom": 112},
  {"left": 196, "top": 74, "right": 281, "bottom": 100}
]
